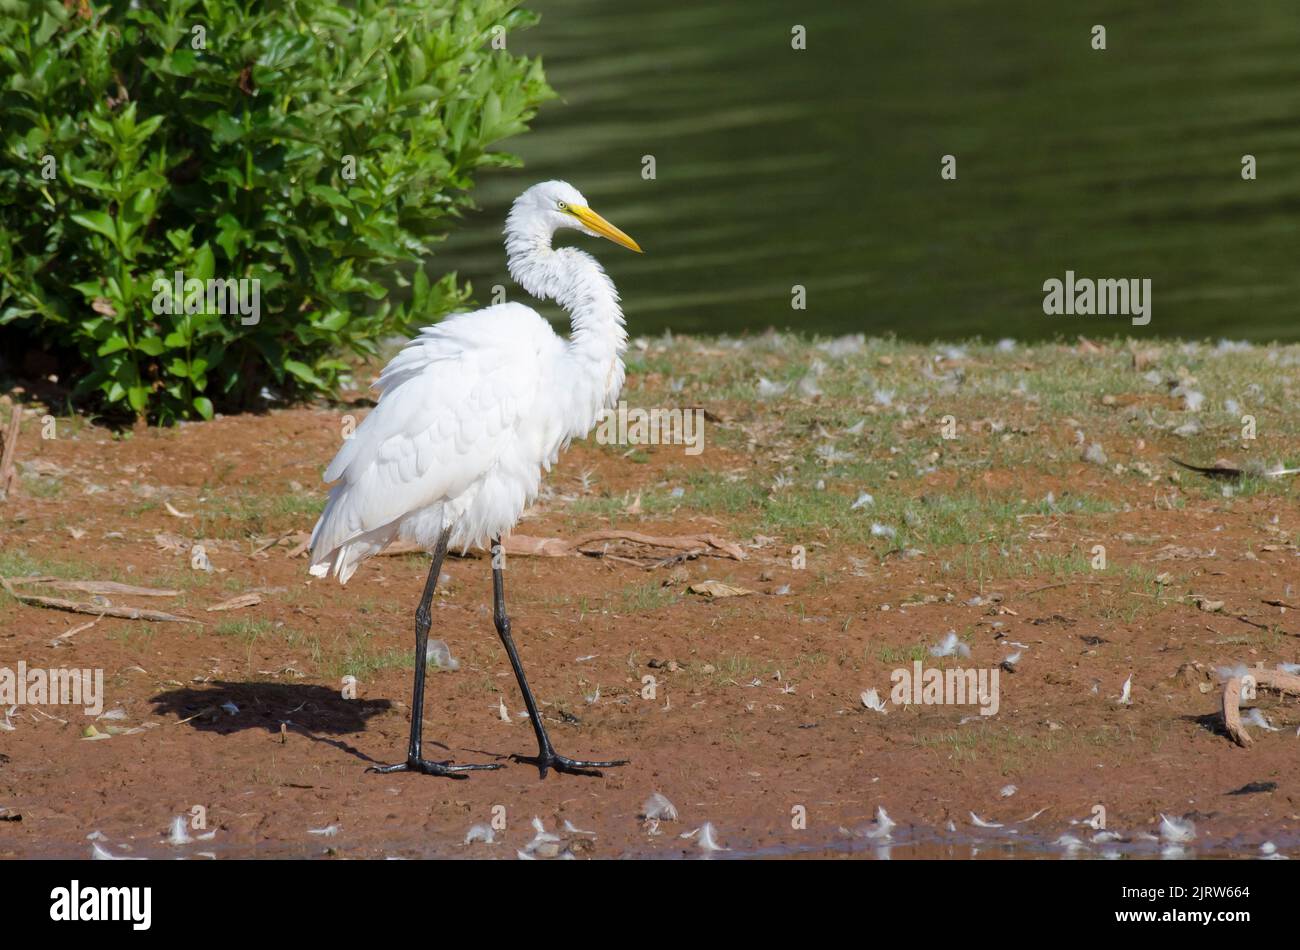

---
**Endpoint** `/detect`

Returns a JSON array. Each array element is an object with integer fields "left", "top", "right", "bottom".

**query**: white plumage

[{"left": 309, "top": 181, "right": 640, "bottom": 583}]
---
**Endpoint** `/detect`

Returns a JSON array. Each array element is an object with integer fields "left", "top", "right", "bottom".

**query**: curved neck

[{"left": 505, "top": 209, "right": 627, "bottom": 394}]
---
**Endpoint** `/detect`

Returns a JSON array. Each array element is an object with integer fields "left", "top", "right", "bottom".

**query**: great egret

[{"left": 309, "top": 181, "right": 641, "bottom": 779}]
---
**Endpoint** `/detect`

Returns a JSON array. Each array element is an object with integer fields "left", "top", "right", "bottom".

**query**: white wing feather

[{"left": 309, "top": 304, "right": 561, "bottom": 583}]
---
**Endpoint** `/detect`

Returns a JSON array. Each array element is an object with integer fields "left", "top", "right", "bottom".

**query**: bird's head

[{"left": 512, "top": 180, "right": 642, "bottom": 253}]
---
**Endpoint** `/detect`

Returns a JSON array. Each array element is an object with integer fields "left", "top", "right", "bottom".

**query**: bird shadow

[
  {"left": 1183, "top": 711, "right": 1232, "bottom": 739},
  {"left": 150, "top": 681, "right": 395, "bottom": 764},
  {"left": 148, "top": 681, "right": 518, "bottom": 767}
]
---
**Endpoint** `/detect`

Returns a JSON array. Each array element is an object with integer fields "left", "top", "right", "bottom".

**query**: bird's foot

[
  {"left": 510, "top": 749, "right": 629, "bottom": 779},
  {"left": 367, "top": 757, "right": 503, "bottom": 779}
]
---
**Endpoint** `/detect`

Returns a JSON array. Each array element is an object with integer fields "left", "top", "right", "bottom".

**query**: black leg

[
  {"left": 491, "top": 537, "right": 629, "bottom": 778},
  {"left": 367, "top": 528, "right": 502, "bottom": 779}
]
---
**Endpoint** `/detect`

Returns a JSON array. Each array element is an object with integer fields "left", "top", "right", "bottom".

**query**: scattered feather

[
  {"left": 425, "top": 640, "right": 459, "bottom": 671},
  {"left": 690, "top": 822, "right": 728, "bottom": 852},
  {"left": 860, "top": 688, "right": 888, "bottom": 714},
  {"left": 519, "top": 817, "right": 564, "bottom": 859},
  {"left": 999, "top": 784, "right": 1017, "bottom": 798},
  {"left": 969, "top": 812, "right": 1003, "bottom": 828},
  {"left": 1242, "top": 708, "right": 1280, "bottom": 732},
  {"left": 308, "top": 824, "right": 339, "bottom": 837},
  {"left": 930, "top": 631, "right": 971, "bottom": 659},
  {"left": 642, "top": 792, "right": 678, "bottom": 822},
  {"left": 1158, "top": 814, "right": 1196, "bottom": 843},
  {"left": 464, "top": 824, "right": 495, "bottom": 845},
  {"left": 1117, "top": 675, "right": 1133, "bottom": 705},
  {"left": 91, "top": 842, "right": 142, "bottom": 861},
  {"left": 166, "top": 816, "right": 192, "bottom": 846},
  {"left": 861, "top": 806, "right": 895, "bottom": 839}
]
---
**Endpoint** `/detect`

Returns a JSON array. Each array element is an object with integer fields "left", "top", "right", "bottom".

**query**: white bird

[{"left": 309, "top": 181, "right": 641, "bottom": 779}]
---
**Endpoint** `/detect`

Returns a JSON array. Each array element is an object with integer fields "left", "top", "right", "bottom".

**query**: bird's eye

[{"left": 556, "top": 200, "right": 568, "bottom": 211}]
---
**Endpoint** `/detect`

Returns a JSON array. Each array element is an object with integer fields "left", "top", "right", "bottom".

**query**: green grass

[
  {"left": 0, "top": 549, "right": 93, "bottom": 581},
  {"left": 195, "top": 490, "right": 325, "bottom": 539},
  {"left": 20, "top": 474, "right": 63, "bottom": 498}
]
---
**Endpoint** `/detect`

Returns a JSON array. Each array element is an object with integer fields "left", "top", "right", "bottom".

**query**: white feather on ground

[
  {"left": 1242, "top": 708, "right": 1280, "bottom": 732},
  {"left": 641, "top": 792, "right": 678, "bottom": 822},
  {"left": 464, "top": 824, "right": 495, "bottom": 845},
  {"left": 969, "top": 812, "right": 1003, "bottom": 828},
  {"left": 861, "top": 806, "right": 895, "bottom": 839},
  {"left": 930, "top": 631, "right": 971, "bottom": 659},
  {"left": 425, "top": 639, "right": 459, "bottom": 670},
  {"left": 861, "top": 688, "right": 888, "bottom": 713},
  {"left": 1117, "top": 674, "right": 1133, "bottom": 705},
  {"left": 91, "top": 841, "right": 142, "bottom": 860},
  {"left": 690, "top": 822, "right": 727, "bottom": 852},
  {"left": 1158, "top": 814, "right": 1196, "bottom": 842},
  {"left": 518, "top": 816, "right": 565, "bottom": 860},
  {"left": 166, "top": 816, "right": 192, "bottom": 846},
  {"left": 1216, "top": 663, "right": 1254, "bottom": 700}
]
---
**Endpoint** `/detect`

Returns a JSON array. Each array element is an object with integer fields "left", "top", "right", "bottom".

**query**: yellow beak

[{"left": 569, "top": 204, "right": 642, "bottom": 253}]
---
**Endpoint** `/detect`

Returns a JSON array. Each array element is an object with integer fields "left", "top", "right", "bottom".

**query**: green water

[{"left": 437, "top": 0, "right": 1300, "bottom": 341}]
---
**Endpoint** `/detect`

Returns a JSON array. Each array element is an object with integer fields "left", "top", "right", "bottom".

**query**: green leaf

[
  {"left": 283, "top": 359, "right": 324, "bottom": 388},
  {"left": 70, "top": 211, "right": 118, "bottom": 245},
  {"left": 398, "top": 84, "right": 441, "bottom": 105},
  {"left": 192, "top": 396, "right": 214, "bottom": 420},
  {"left": 97, "top": 336, "right": 129, "bottom": 357}
]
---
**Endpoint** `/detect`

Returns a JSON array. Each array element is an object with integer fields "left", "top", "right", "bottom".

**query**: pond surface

[{"left": 438, "top": 0, "right": 1300, "bottom": 340}]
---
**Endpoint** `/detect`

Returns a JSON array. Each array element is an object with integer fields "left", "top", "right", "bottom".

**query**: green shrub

[{"left": 0, "top": 0, "right": 554, "bottom": 423}]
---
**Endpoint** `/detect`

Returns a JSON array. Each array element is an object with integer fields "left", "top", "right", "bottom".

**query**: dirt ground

[{"left": 1, "top": 336, "right": 1298, "bottom": 859}]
